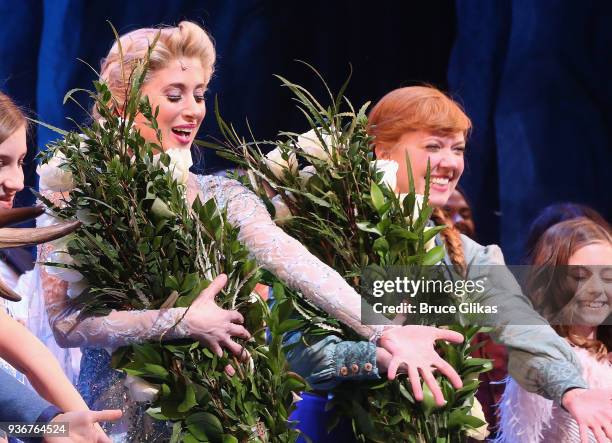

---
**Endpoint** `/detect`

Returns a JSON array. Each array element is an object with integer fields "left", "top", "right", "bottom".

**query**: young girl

[
  {"left": 496, "top": 218, "right": 612, "bottom": 442},
  {"left": 0, "top": 90, "right": 120, "bottom": 443}
]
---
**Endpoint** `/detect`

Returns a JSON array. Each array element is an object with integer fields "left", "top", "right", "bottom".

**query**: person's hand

[
  {"left": 43, "top": 409, "right": 122, "bottom": 443},
  {"left": 562, "top": 388, "right": 612, "bottom": 443},
  {"left": 379, "top": 325, "right": 464, "bottom": 406},
  {"left": 183, "top": 274, "right": 251, "bottom": 361}
]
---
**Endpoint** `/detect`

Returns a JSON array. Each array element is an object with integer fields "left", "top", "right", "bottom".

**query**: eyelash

[
  {"left": 166, "top": 94, "right": 206, "bottom": 103},
  {"left": 0, "top": 160, "right": 25, "bottom": 168}
]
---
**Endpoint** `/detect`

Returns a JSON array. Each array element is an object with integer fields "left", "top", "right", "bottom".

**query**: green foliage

[
  {"left": 210, "top": 63, "right": 491, "bottom": 442},
  {"left": 39, "top": 33, "right": 305, "bottom": 442}
]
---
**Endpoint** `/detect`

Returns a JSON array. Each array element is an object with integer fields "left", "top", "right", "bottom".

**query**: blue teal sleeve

[{"left": 284, "top": 331, "right": 380, "bottom": 390}]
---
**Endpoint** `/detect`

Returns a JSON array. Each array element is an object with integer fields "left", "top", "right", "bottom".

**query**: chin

[{"left": 427, "top": 193, "right": 449, "bottom": 208}]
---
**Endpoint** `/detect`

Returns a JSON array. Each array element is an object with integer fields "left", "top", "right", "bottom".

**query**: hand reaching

[
  {"left": 379, "top": 325, "right": 464, "bottom": 406},
  {"left": 183, "top": 274, "right": 251, "bottom": 361},
  {"left": 562, "top": 388, "right": 612, "bottom": 443},
  {"left": 44, "top": 409, "right": 122, "bottom": 443}
]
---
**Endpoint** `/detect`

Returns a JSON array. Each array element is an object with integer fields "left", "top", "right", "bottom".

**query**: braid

[{"left": 431, "top": 207, "right": 467, "bottom": 277}]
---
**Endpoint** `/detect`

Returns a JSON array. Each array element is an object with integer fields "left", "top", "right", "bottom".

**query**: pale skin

[
  {"left": 0, "top": 124, "right": 121, "bottom": 442},
  {"left": 376, "top": 129, "right": 612, "bottom": 443}
]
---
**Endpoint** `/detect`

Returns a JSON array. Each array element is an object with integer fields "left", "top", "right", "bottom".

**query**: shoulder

[{"left": 459, "top": 234, "right": 505, "bottom": 266}]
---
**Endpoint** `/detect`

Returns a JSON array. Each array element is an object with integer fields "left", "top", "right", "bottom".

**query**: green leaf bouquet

[
  {"left": 210, "top": 65, "right": 492, "bottom": 442},
  {"left": 37, "top": 35, "right": 305, "bottom": 442}
]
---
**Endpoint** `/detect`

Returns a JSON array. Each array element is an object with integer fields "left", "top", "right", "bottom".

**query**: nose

[
  {"left": 183, "top": 96, "right": 205, "bottom": 121},
  {"left": 3, "top": 172, "right": 24, "bottom": 193},
  {"left": 583, "top": 275, "right": 605, "bottom": 297},
  {"left": 437, "top": 150, "right": 459, "bottom": 171}
]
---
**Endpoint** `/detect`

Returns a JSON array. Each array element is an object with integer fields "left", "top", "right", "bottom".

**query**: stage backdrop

[{"left": 0, "top": 0, "right": 609, "bottom": 263}]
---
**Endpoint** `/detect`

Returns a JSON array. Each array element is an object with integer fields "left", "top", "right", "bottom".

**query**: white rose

[
  {"left": 264, "top": 147, "right": 297, "bottom": 180},
  {"left": 299, "top": 165, "right": 317, "bottom": 182},
  {"left": 36, "top": 212, "right": 62, "bottom": 228},
  {"left": 124, "top": 375, "right": 160, "bottom": 403},
  {"left": 154, "top": 148, "right": 193, "bottom": 185},
  {"left": 372, "top": 159, "right": 398, "bottom": 192},
  {"left": 271, "top": 195, "right": 292, "bottom": 223},
  {"left": 296, "top": 129, "right": 332, "bottom": 162},
  {"left": 45, "top": 235, "right": 84, "bottom": 283},
  {"left": 67, "top": 279, "right": 89, "bottom": 299},
  {"left": 466, "top": 398, "right": 489, "bottom": 440},
  {"left": 37, "top": 153, "right": 74, "bottom": 192}
]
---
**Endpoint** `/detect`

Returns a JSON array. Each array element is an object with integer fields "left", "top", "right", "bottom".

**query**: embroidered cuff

[
  {"left": 333, "top": 341, "right": 379, "bottom": 381},
  {"left": 531, "top": 360, "right": 588, "bottom": 405}
]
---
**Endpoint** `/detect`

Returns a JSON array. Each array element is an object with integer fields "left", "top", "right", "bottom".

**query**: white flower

[
  {"left": 296, "top": 128, "right": 332, "bottom": 162},
  {"left": 37, "top": 153, "right": 74, "bottom": 192},
  {"left": 44, "top": 235, "right": 84, "bottom": 283},
  {"left": 264, "top": 147, "right": 297, "bottom": 180},
  {"left": 154, "top": 148, "right": 193, "bottom": 185},
  {"left": 372, "top": 159, "right": 398, "bottom": 192},
  {"left": 466, "top": 398, "right": 489, "bottom": 440},
  {"left": 271, "top": 195, "right": 292, "bottom": 222},
  {"left": 124, "top": 375, "right": 160, "bottom": 403},
  {"left": 36, "top": 212, "right": 62, "bottom": 228},
  {"left": 67, "top": 279, "right": 89, "bottom": 298},
  {"left": 299, "top": 165, "right": 317, "bottom": 182}
]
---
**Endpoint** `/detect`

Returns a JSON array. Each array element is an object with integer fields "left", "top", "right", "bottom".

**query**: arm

[
  {"left": 461, "top": 239, "right": 587, "bottom": 403},
  {"left": 0, "top": 309, "right": 88, "bottom": 412},
  {"left": 284, "top": 331, "right": 379, "bottom": 390},
  {"left": 38, "top": 189, "right": 249, "bottom": 354},
  {"left": 191, "top": 174, "right": 383, "bottom": 339}
]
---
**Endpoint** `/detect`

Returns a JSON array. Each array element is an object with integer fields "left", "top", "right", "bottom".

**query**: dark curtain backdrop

[{"left": 0, "top": 0, "right": 610, "bottom": 264}]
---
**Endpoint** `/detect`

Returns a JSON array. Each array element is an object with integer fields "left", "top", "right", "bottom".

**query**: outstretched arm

[
  {"left": 0, "top": 309, "right": 88, "bottom": 412},
  {"left": 192, "top": 174, "right": 383, "bottom": 339}
]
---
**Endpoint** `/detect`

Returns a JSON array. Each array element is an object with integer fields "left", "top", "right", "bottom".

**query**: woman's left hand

[
  {"left": 379, "top": 325, "right": 464, "bottom": 406},
  {"left": 562, "top": 388, "right": 612, "bottom": 443}
]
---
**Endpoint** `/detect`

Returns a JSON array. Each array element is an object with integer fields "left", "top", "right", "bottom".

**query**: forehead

[
  {"left": 145, "top": 57, "right": 210, "bottom": 89},
  {"left": 400, "top": 130, "right": 465, "bottom": 146},
  {"left": 0, "top": 125, "right": 27, "bottom": 157},
  {"left": 569, "top": 242, "right": 612, "bottom": 266}
]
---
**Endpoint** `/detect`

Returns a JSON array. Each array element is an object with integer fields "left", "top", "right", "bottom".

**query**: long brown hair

[
  {"left": 527, "top": 217, "right": 612, "bottom": 360},
  {"left": 0, "top": 92, "right": 27, "bottom": 144},
  {"left": 368, "top": 86, "right": 472, "bottom": 275}
]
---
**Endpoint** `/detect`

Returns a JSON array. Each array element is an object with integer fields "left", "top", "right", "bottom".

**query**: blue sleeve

[
  {"left": 0, "top": 369, "right": 52, "bottom": 423},
  {"left": 284, "top": 331, "right": 380, "bottom": 390}
]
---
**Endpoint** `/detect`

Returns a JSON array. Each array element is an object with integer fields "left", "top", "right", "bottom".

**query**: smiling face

[
  {"left": 0, "top": 125, "right": 26, "bottom": 208},
  {"left": 135, "top": 57, "right": 208, "bottom": 151},
  {"left": 378, "top": 130, "right": 465, "bottom": 207},
  {"left": 561, "top": 242, "right": 612, "bottom": 329}
]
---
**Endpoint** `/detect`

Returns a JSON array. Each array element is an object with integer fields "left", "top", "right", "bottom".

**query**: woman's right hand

[
  {"left": 378, "top": 325, "right": 464, "bottom": 406},
  {"left": 182, "top": 274, "right": 251, "bottom": 360}
]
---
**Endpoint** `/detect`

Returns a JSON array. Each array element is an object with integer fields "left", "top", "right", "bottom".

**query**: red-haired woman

[
  {"left": 496, "top": 218, "right": 612, "bottom": 442},
  {"left": 288, "top": 86, "right": 611, "bottom": 443}
]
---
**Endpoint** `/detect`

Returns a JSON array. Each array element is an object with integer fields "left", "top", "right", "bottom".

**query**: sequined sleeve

[
  {"left": 38, "top": 191, "right": 189, "bottom": 350},
  {"left": 192, "top": 174, "right": 379, "bottom": 339}
]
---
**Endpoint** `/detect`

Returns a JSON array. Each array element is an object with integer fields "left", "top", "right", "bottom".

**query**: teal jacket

[{"left": 285, "top": 234, "right": 586, "bottom": 404}]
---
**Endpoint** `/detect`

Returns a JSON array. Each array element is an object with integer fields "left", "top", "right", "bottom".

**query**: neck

[{"left": 569, "top": 325, "right": 597, "bottom": 340}]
